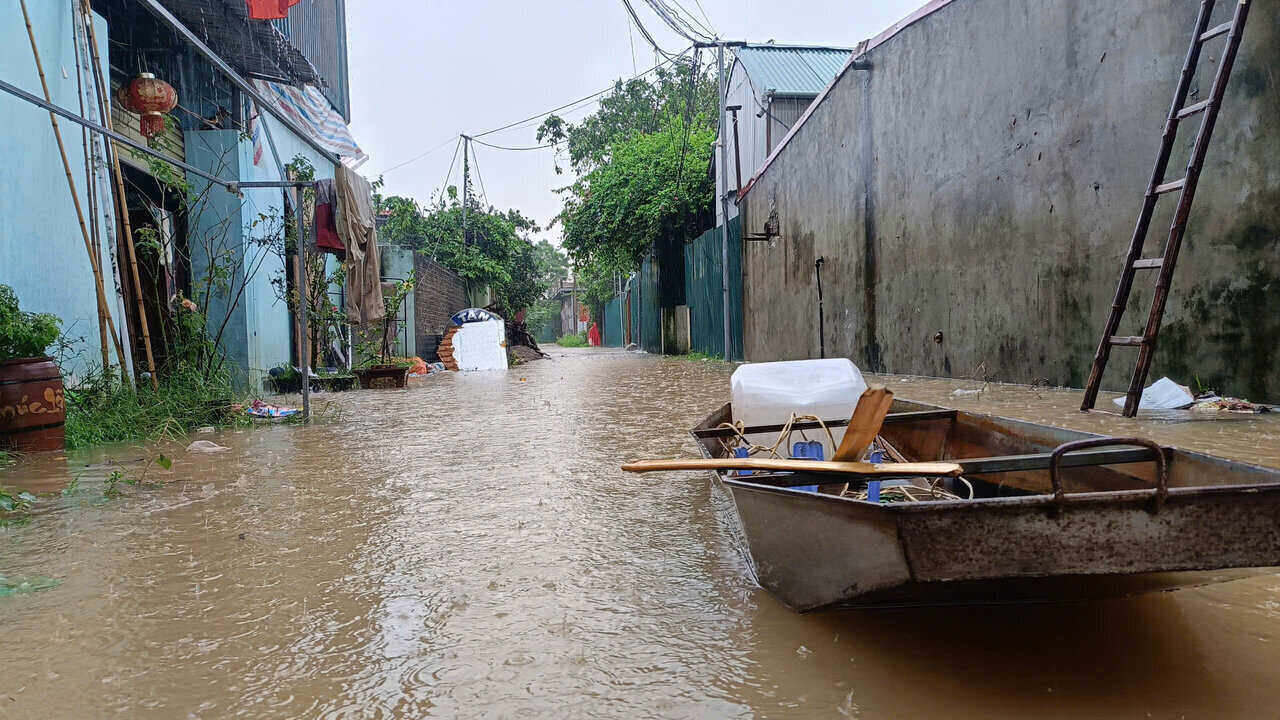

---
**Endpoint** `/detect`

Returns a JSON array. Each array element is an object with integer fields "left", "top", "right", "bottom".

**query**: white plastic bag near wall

[
  {"left": 1113, "top": 376, "right": 1195, "bottom": 410},
  {"left": 453, "top": 318, "right": 508, "bottom": 372}
]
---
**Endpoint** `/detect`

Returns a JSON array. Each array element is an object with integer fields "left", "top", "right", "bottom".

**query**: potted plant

[
  {"left": 0, "top": 285, "right": 64, "bottom": 452},
  {"left": 354, "top": 272, "right": 415, "bottom": 389}
]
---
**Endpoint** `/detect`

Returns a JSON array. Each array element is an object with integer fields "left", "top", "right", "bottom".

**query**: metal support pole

[
  {"left": 717, "top": 42, "right": 732, "bottom": 361},
  {"left": 728, "top": 104, "right": 743, "bottom": 193},
  {"left": 0, "top": 76, "right": 238, "bottom": 190},
  {"left": 80, "top": 1, "right": 158, "bottom": 389},
  {"left": 286, "top": 180, "right": 312, "bottom": 423}
]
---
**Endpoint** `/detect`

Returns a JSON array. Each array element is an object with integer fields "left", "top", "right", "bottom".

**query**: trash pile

[
  {"left": 1118, "top": 377, "right": 1273, "bottom": 414},
  {"left": 247, "top": 400, "right": 299, "bottom": 420},
  {"left": 1191, "top": 396, "right": 1272, "bottom": 414}
]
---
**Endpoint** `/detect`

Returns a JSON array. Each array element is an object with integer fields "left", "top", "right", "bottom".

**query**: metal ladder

[{"left": 1081, "top": 0, "right": 1253, "bottom": 417}]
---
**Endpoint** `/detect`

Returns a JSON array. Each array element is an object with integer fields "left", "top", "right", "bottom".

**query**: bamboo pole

[
  {"left": 20, "top": 0, "right": 127, "bottom": 377},
  {"left": 79, "top": 0, "right": 158, "bottom": 390}
]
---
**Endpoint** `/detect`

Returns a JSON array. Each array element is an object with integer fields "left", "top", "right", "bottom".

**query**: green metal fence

[
  {"left": 628, "top": 255, "right": 662, "bottom": 353},
  {"left": 683, "top": 217, "right": 743, "bottom": 360},
  {"left": 603, "top": 297, "right": 623, "bottom": 347}
]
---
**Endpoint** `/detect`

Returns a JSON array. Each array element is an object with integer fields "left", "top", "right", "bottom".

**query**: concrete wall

[
  {"left": 741, "top": 0, "right": 1280, "bottom": 399},
  {"left": 0, "top": 8, "right": 130, "bottom": 376}
]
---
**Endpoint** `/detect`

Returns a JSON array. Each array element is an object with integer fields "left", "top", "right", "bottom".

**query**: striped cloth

[{"left": 252, "top": 79, "right": 367, "bottom": 165}]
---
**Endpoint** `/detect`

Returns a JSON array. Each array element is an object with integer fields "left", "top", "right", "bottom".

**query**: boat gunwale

[
  {"left": 689, "top": 399, "right": 1280, "bottom": 515},
  {"left": 717, "top": 474, "right": 1280, "bottom": 514}
]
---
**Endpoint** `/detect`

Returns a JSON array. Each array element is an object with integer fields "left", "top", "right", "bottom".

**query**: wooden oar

[
  {"left": 833, "top": 386, "right": 895, "bottom": 461},
  {"left": 622, "top": 458, "right": 963, "bottom": 478}
]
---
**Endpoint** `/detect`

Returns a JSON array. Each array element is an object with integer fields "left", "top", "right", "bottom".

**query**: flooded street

[{"left": 2, "top": 348, "right": 1278, "bottom": 718}]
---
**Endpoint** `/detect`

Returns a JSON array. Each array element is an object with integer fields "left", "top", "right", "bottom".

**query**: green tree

[
  {"left": 557, "top": 114, "right": 715, "bottom": 296},
  {"left": 533, "top": 240, "right": 569, "bottom": 287},
  {"left": 537, "top": 57, "right": 718, "bottom": 175},
  {"left": 377, "top": 189, "right": 548, "bottom": 317}
]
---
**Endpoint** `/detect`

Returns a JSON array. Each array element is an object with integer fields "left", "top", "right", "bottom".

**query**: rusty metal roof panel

[{"left": 734, "top": 45, "right": 853, "bottom": 97}]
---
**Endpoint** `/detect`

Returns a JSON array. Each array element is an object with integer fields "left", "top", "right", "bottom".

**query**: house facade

[
  {"left": 0, "top": 0, "right": 363, "bottom": 388},
  {"left": 715, "top": 44, "right": 852, "bottom": 226}
]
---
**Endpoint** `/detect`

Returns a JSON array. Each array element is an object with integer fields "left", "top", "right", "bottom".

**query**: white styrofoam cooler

[
  {"left": 730, "top": 359, "right": 868, "bottom": 460},
  {"left": 452, "top": 319, "right": 508, "bottom": 372}
]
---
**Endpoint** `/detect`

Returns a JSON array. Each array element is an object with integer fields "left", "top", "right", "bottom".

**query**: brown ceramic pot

[{"left": 0, "top": 357, "right": 66, "bottom": 452}]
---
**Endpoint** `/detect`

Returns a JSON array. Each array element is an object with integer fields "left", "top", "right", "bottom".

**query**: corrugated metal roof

[{"left": 734, "top": 45, "right": 853, "bottom": 97}]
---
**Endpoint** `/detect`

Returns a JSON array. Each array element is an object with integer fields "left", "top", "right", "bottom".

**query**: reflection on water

[{"left": 0, "top": 349, "right": 1276, "bottom": 718}]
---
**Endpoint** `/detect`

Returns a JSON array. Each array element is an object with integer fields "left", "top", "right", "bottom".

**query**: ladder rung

[
  {"left": 1132, "top": 258, "right": 1164, "bottom": 269},
  {"left": 1108, "top": 336, "right": 1146, "bottom": 347},
  {"left": 1199, "top": 21, "right": 1233, "bottom": 42},
  {"left": 1176, "top": 100, "right": 1211, "bottom": 120},
  {"left": 1154, "top": 178, "right": 1186, "bottom": 195}
]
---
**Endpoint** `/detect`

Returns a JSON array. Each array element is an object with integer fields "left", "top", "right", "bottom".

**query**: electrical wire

[
  {"left": 620, "top": 0, "right": 681, "bottom": 59},
  {"left": 471, "top": 52, "right": 684, "bottom": 140},
  {"left": 643, "top": 0, "right": 714, "bottom": 42},
  {"left": 468, "top": 139, "right": 489, "bottom": 207},
  {"left": 673, "top": 47, "right": 702, "bottom": 196},
  {"left": 377, "top": 134, "right": 460, "bottom": 176},
  {"left": 688, "top": 0, "right": 716, "bottom": 34},
  {"left": 436, "top": 136, "right": 462, "bottom": 200},
  {"left": 470, "top": 137, "right": 555, "bottom": 152}
]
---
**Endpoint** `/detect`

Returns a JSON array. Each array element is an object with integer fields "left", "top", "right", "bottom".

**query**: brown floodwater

[{"left": 1, "top": 348, "right": 1277, "bottom": 718}]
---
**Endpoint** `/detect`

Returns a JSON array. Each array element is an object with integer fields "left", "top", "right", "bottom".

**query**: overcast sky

[{"left": 346, "top": 0, "right": 923, "bottom": 244}]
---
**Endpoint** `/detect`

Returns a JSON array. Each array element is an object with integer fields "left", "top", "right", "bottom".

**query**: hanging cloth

[
  {"left": 335, "top": 165, "right": 384, "bottom": 325},
  {"left": 245, "top": 0, "right": 301, "bottom": 20},
  {"left": 313, "top": 179, "right": 343, "bottom": 254}
]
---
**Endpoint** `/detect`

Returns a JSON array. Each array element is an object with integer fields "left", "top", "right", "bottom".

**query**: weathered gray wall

[{"left": 741, "top": 0, "right": 1279, "bottom": 399}]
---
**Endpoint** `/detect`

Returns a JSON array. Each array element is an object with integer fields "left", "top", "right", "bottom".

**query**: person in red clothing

[{"left": 588, "top": 322, "right": 601, "bottom": 347}]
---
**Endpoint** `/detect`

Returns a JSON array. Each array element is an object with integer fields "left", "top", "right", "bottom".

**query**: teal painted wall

[
  {"left": 0, "top": 7, "right": 130, "bottom": 377},
  {"left": 380, "top": 244, "right": 416, "bottom": 358},
  {"left": 185, "top": 113, "right": 337, "bottom": 388}
]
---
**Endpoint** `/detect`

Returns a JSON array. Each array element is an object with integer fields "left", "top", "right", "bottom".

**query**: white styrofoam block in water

[
  {"left": 1113, "top": 376, "right": 1194, "bottom": 410},
  {"left": 731, "top": 359, "right": 868, "bottom": 460},
  {"left": 453, "top": 319, "right": 508, "bottom": 372}
]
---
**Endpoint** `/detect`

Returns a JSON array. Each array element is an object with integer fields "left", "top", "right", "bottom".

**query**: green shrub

[
  {"left": 0, "top": 285, "right": 61, "bottom": 361},
  {"left": 62, "top": 303, "right": 250, "bottom": 449},
  {"left": 556, "top": 333, "right": 588, "bottom": 347},
  {"left": 63, "top": 364, "right": 249, "bottom": 449}
]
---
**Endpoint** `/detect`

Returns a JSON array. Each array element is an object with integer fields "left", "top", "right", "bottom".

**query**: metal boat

[{"left": 691, "top": 399, "right": 1280, "bottom": 612}]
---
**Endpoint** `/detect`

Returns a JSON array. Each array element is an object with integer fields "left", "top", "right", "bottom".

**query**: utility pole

[
  {"left": 460, "top": 134, "right": 470, "bottom": 245},
  {"left": 716, "top": 42, "right": 731, "bottom": 361}
]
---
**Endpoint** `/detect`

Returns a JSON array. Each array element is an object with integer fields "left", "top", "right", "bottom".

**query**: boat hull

[
  {"left": 724, "top": 478, "right": 1280, "bottom": 611},
  {"left": 695, "top": 400, "right": 1280, "bottom": 611}
]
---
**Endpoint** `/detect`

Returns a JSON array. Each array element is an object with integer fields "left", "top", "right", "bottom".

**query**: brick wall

[{"left": 413, "top": 255, "right": 469, "bottom": 361}]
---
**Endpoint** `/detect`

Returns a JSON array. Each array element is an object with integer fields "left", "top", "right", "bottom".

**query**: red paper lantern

[
  {"left": 245, "top": 0, "right": 301, "bottom": 20},
  {"left": 122, "top": 73, "right": 177, "bottom": 138}
]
